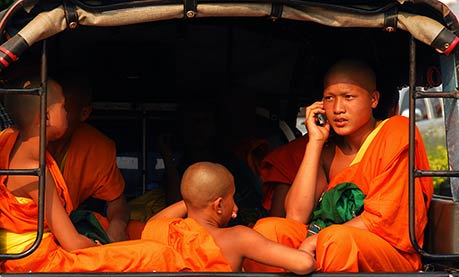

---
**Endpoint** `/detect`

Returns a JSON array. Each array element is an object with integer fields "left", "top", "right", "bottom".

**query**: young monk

[
  {"left": 0, "top": 76, "right": 187, "bottom": 272},
  {"left": 243, "top": 59, "right": 433, "bottom": 272},
  {"left": 142, "top": 161, "right": 316, "bottom": 274},
  {"left": 260, "top": 81, "right": 400, "bottom": 217},
  {"left": 47, "top": 72, "right": 141, "bottom": 241}
]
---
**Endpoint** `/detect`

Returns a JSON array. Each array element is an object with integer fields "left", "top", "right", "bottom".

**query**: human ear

[
  {"left": 214, "top": 197, "right": 223, "bottom": 215},
  {"left": 80, "top": 105, "right": 92, "bottom": 122},
  {"left": 371, "top": 90, "right": 380, "bottom": 108}
]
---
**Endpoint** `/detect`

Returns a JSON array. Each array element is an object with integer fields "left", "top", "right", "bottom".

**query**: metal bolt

[
  {"left": 69, "top": 22, "right": 78, "bottom": 29},
  {"left": 186, "top": 10, "right": 196, "bottom": 18},
  {"left": 385, "top": 26, "right": 395, "bottom": 32}
]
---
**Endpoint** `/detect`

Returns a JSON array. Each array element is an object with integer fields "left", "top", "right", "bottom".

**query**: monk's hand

[
  {"left": 299, "top": 234, "right": 317, "bottom": 257},
  {"left": 305, "top": 101, "right": 330, "bottom": 143}
]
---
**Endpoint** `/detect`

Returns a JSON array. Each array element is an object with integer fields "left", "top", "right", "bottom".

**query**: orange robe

[
  {"left": 61, "top": 123, "right": 124, "bottom": 208},
  {"left": 142, "top": 217, "right": 233, "bottom": 272},
  {"left": 0, "top": 128, "right": 187, "bottom": 272},
  {"left": 244, "top": 116, "right": 434, "bottom": 272},
  {"left": 59, "top": 123, "right": 144, "bottom": 239},
  {"left": 260, "top": 135, "right": 308, "bottom": 210}
]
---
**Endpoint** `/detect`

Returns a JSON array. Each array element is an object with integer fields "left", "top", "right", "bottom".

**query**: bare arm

[
  {"left": 235, "top": 226, "right": 316, "bottom": 274},
  {"left": 157, "top": 133, "right": 182, "bottom": 205},
  {"left": 28, "top": 171, "right": 97, "bottom": 251},
  {"left": 268, "top": 183, "right": 290, "bottom": 217},
  {"left": 152, "top": 200, "right": 187, "bottom": 219},
  {"left": 106, "top": 195, "right": 130, "bottom": 242},
  {"left": 285, "top": 102, "right": 329, "bottom": 223}
]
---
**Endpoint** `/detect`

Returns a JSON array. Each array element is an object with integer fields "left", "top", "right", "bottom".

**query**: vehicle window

[
  {"left": 399, "top": 87, "right": 432, "bottom": 121},
  {"left": 431, "top": 98, "right": 444, "bottom": 119},
  {"left": 296, "top": 107, "right": 306, "bottom": 135},
  {"left": 416, "top": 99, "right": 428, "bottom": 120}
]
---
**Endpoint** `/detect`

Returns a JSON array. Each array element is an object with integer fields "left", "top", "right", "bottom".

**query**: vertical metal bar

[
  {"left": 37, "top": 39, "right": 47, "bottom": 245},
  {"left": 7, "top": 40, "right": 47, "bottom": 259},
  {"left": 408, "top": 35, "right": 426, "bottom": 256},
  {"left": 142, "top": 110, "right": 147, "bottom": 194}
]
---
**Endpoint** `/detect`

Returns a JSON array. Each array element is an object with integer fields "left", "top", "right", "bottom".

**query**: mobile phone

[{"left": 315, "top": 113, "right": 327, "bottom": 126}]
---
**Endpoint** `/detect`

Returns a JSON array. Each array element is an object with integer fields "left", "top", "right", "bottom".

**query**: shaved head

[
  {"left": 181, "top": 162, "right": 235, "bottom": 209},
  {"left": 324, "top": 59, "right": 376, "bottom": 93},
  {"left": 4, "top": 77, "right": 63, "bottom": 130},
  {"left": 56, "top": 71, "right": 92, "bottom": 110}
]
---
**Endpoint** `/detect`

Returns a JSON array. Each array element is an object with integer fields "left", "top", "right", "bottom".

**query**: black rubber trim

[
  {"left": 269, "top": 3, "right": 284, "bottom": 21},
  {"left": 431, "top": 28, "right": 457, "bottom": 52},
  {"left": 383, "top": 7, "right": 398, "bottom": 32},
  {"left": 183, "top": 0, "right": 197, "bottom": 18},
  {"left": 63, "top": 0, "right": 79, "bottom": 29}
]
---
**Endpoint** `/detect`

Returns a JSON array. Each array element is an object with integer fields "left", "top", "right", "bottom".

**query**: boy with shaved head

[
  {"left": 0, "top": 76, "right": 187, "bottom": 272},
  {"left": 243, "top": 59, "right": 433, "bottom": 272},
  {"left": 142, "top": 161, "right": 316, "bottom": 274},
  {"left": 47, "top": 71, "right": 137, "bottom": 242},
  {"left": 260, "top": 61, "right": 400, "bottom": 218}
]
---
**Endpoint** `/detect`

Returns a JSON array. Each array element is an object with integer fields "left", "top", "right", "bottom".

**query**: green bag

[
  {"left": 69, "top": 210, "right": 112, "bottom": 244},
  {"left": 307, "top": 182, "right": 365, "bottom": 236}
]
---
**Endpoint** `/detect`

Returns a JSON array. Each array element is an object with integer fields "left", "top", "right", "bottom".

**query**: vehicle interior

[{"left": 1, "top": 0, "right": 459, "bottom": 275}]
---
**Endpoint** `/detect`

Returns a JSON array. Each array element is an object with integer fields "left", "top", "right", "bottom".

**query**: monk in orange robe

[
  {"left": 47, "top": 72, "right": 143, "bottom": 241},
  {"left": 260, "top": 76, "right": 400, "bottom": 218},
  {"left": 142, "top": 161, "right": 316, "bottom": 274},
  {"left": 260, "top": 134, "right": 308, "bottom": 216},
  {"left": 243, "top": 59, "right": 433, "bottom": 272},
  {"left": 0, "top": 77, "right": 186, "bottom": 272}
]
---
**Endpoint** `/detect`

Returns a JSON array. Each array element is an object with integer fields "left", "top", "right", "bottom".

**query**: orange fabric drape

[
  {"left": 244, "top": 116, "right": 433, "bottom": 272},
  {"left": 60, "top": 123, "right": 144, "bottom": 239},
  {"left": 142, "top": 217, "right": 233, "bottom": 272},
  {"left": 2, "top": 235, "right": 187, "bottom": 272},
  {"left": 259, "top": 135, "right": 308, "bottom": 210},
  {"left": 61, "top": 123, "right": 125, "bottom": 208},
  {"left": 0, "top": 128, "right": 187, "bottom": 272},
  {"left": 0, "top": 128, "right": 73, "bottom": 233}
]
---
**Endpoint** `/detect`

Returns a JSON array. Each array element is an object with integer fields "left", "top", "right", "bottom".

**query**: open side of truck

[{"left": 0, "top": 0, "right": 459, "bottom": 275}]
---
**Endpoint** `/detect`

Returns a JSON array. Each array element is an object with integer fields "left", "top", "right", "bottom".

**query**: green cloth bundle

[
  {"left": 308, "top": 182, "right": 366, "bottom": 235},
  {"left": 70, "top": 210, "right": 112, "bottom": 245}
]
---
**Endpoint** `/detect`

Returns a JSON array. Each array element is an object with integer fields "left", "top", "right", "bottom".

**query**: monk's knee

[
  {"left": 253, "top": 217, "right": 307, "bottom": 247},
  {"left": 251, "top": 217, "right": 287, "bottom": 242},
  {"left": 252, "top": 217, "right": 285, "bottom": 231},
  {"left": 318, "top": 224, "right": 354, "bottom": 241},
  {"left": 316, "top": 225, "right": 360, "bottom": 272}
]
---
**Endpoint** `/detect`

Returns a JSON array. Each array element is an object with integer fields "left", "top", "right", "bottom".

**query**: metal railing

[
  {"left": 0, "top": 41, "right": 48, "bottom": 260},
  {"left": 408, "top": 35, "right": 459, "bottom": 262}
]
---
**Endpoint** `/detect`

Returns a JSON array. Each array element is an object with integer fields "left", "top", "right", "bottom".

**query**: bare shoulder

[
  {"left": 217, "top": 225, "right": 252, "bottom": 239},
  {"left": 212, "top": 225, "right": 258, "bottom": 247}
]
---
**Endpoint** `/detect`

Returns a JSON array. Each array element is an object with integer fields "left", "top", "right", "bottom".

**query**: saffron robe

[
  {"left": 60, "top": 123, "right": 124, "bottom": 208},
  {"left": 142, "top": 217, "right": 233, "bottom": 272},
  {"left": 260, "top": 135, "right": 308, "bottom": 210},
  {"left": 58, "top": 123, "right": 144, "bottom": 239},
  {"left": 244, "top": 116, "right": 434, "bottom": 272},
  {"left": 0, "top": 128, "right": 187, "bottom": 272}
]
